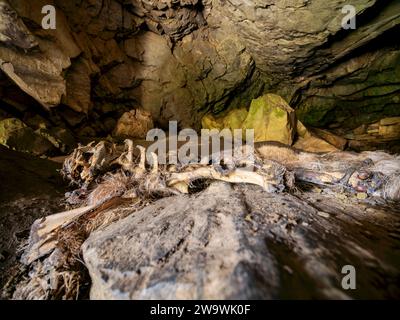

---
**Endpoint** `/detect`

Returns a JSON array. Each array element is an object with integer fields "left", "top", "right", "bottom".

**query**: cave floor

[
  {"left": 0, "top": 146, "right": 399, "bottom": 299},
  {"left": 0, "top": 146, "right": 66, "bottom": 297}
]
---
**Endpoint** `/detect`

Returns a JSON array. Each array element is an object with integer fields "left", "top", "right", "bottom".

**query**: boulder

[
  {"left": 380, "top": 117, "right": 400, "bottom": 126},
  {"left": 344, "top": 117, "right": 400, "bottom": 151},
  {"left": 113, "top": 109, "right": 154, "bottom": 139},
  {"left": 201, "top": 107, "right": 248, "bottom": 131},
  {"left": 294, "top": 135, "right": 338, "bottom": 153},
  {"left": 310, "top": 128, "right": 347, "bottom": 151},
  {"left": 202, "top": 94, "right": 297, "bottom": 145},
  {"left": 36, "top": 127, "right": 76, "bottom": 154},
  {"left": 378, "top": 117, "right": 400, "bottom": 139},
  {"left": 82, "top": 182, "right": 400, "bottom": 300},
  {"left": 0, "top": 118, "right": 55, "bottom": 155},
  {"left": 0, "top": 1, "right": 80, "bottom": 109},
  {"left": 82, "top": 183, "right": 281, "bottom": 300},
  {"left": 294, "top": 121, "right": 339, "bottom": 153},
  {"left": 242, "top": 94, "right": 296, "bottom": 144}
]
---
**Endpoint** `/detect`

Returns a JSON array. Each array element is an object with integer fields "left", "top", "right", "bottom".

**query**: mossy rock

[
  {"left": 0, "top": 118, "right": 55, "bottom": 156},
  {"left": 202, "top": 94, "right": 297, "bottom": 145},
  {"left": 202, "top": 107, "right": 248, "bottom": 131},
  {"left": 296, "top": 103, "right": 333, "bottom": 127},
  {"left": 242, "top": 94, "right": 296, "bottom": 144},
  {"left": 36, "top": 127, "right": 76, "bottom": 154}
]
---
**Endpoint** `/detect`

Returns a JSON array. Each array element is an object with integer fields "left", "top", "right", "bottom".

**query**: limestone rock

[
  {"left": 1, "top": 0, "right": 399, "bottom": 142},
  {"left": 378, "top": 118, "right": 400, "bottom": 139},
  {"left": 294, "top": 121, "right": 339, "bottom": 153},
  {"left": 205, "top": 0, "right": 399, "bottom": 80},
  {"left": 202, "top": 107, "right": 248, "bottom": 131},
  {"left": 128, "top": 0, "right": 205, "bottom": 41},
  {"left": 343, "top": 116, "right": 400, "bottom": 151},
  {"left": 0, "top": 0, "right": 37, "bottom": 50},
  {"left": 349, "top": 117, "right": 400, "bottom": 141},
  {"left": 242, "top": 94, "right": 296, "bottom": 144},
  {"left": 125, "top": 28, "right": 255, "bottom": 129},
  {"left": 113, "top": 109, "right": 154, "bottom": 139},
  {"left": 98, "top": 62, "right": 136, "bottom": 95},
  {"left": 294, "top": 135, "right": 338, "bottom": 153},
  {"left": 295, "top": 48, "right": 400, "bottom": 129},
  {"left": 205, "top": 1, "right": 400, "bottom": 130},
  {"left": 36, "top": 126, "right": 76, "bottom": 154},
  {"left": 202, "top": 94, "right": 298, "bottom": 145},
  {"left": 296, "top": 121, "right": 309, "bottom": 139},
  {"left": 83, "top": 183, "right": 280, "bottom": 300},
  {"left": 380, "top": 117, "right": 400, "bottom": 126},
  {"left": 0, "top": 118, "right": 55, "bottom": 155},
  {"left": 63, "top": 58, "right": 93, "bottom": 114},
  {"left": 310, "top": 128, "right": 347, "bottom": 151},
  {"left": 82, "top": 182, "right": 400, "bottom": 300},
  {"left": 92, "top": 38, "right": 124, "bottom": 68},
  {"left": 0, "top": 57, "right": 65, "bottom": 110},
  {"left": 0, "top": 0, "right": 81, "bottom": 109}
]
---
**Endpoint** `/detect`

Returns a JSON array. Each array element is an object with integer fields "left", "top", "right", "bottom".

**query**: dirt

[{"left": 0, "top": 145, "right": 66, "bottom": 298}]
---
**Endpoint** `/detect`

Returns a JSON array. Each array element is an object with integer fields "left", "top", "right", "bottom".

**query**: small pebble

[
  {"left": 357, "top": 192, "right": 368, "bottom": 200},
  {"left": 336, "top": 193, "right": 347, "bottom": 200},
  {"left": 318, "top": 211, "right": 330, "bottom": 218},
  {"left": 357, "top": 172, "right": 371, "bottom": 180},
  {"left": 355, "top": 184, "right": 367, "bottom": 192},
  {"left": 283, "top": 265, "right": 293, "bottom": 275},
  {"left": 312, "top": 187, "right": 322, "bottom": 193}
]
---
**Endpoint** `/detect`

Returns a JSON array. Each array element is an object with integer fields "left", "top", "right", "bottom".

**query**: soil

[{"left": 0, "top": 145, "right": 66, "bottom": 298}]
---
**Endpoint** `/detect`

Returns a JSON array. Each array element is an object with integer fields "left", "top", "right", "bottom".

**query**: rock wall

[
  {"left": 205, "top": 0, "right": 400, "bottom": 128},
  {"left": 0, "top": 0, "right": 399, "bottom": 143},
  {"left": 0, "top": 0, "right": 258, "bottom": 135}
]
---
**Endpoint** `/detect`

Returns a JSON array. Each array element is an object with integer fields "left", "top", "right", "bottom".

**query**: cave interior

[{"left": 0, "top": 0, "right": 399, "bottom": 300}]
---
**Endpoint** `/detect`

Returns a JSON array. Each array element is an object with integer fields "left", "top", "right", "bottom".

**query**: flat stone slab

[{"left": 83, "top": 182, "right": 400, "bottom": 299}]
